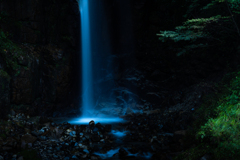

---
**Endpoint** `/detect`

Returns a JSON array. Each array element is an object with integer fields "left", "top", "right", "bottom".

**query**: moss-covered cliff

[{"left": 0, "top": 0, "right": 80, "bottom": 118}]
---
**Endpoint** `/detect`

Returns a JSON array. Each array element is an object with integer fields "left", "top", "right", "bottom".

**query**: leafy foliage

[
  {"left": 175, "top": 71, "right": 240, "bottom": 160},
  {"left": 157, "top": 16, "right": 221, "bottom": 42},
  {"left": 157, "top": 0, "right": 240, "bottom": 56},
  {"left": 201, "top": 0, "right": 240, "bottom": 14},
  {"left": 197, "top": 72, "right": 240, "bottom": 158}
]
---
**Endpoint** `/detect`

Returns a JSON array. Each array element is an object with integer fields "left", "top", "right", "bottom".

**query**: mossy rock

[
  {"left": 18, "top": 149, "right": 41, "bottom": 160},
  {"left": 0, "top": 133, "right": 7, "bottom": 139}
]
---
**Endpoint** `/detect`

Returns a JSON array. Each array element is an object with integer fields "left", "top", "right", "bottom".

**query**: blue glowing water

[
  {"left": 111, "top": 130, "right": 128, "bottom": 137},
  {"left": 126, "top": 150, "right": 152, "bottom": 159},
  {"left": 93, "top": 148, "right": 152, "bottom": 159},
  {"left": 94, "top": 148, "right": 120, "bottom": 159},
  {"left": 80, "top": 0, "right": 93, "bottom": 117},
  {"left": 68, "top": 117, "right": 125, "bottom": 125}
]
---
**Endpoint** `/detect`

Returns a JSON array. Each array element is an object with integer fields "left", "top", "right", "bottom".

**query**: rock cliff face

[
  {"left": 0, "top": 0, "right": 80, "bottom": 45},
  {"left": 0, "top": 0, "right": 80, "bottom": 118}
]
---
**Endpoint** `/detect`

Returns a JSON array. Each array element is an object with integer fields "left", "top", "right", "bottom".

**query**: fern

[{"left": 157, "top": 0, "right": 240, "bottom": 56}]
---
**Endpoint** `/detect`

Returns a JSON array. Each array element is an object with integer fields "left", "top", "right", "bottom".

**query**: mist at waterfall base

[{"left": 69, "top": 0, "right": 125, "bottom": 125}]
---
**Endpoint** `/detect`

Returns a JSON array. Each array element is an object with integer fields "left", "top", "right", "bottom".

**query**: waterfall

[
  {"left": 73, "top": 0, "right": 125, "bottom": 124},
  {"left": 79, "top": 0, "right": 93, "bottom": 117}
]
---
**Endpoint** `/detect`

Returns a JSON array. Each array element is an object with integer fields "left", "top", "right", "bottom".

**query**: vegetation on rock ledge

[{"left": 157, "top": 0, "right": 240, "bottom": 56}]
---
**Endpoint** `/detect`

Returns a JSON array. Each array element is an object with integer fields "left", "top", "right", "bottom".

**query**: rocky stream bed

[
  {"left": 0, "top": 61, "right": 220, "bottom": 160},
  {"left": 0, "top": 104, "right": 204, "bottom": 160}
]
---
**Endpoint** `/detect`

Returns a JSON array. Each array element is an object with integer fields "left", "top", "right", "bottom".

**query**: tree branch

[{"left": 225, "top": 0, "right": 240, "bottom": 36}]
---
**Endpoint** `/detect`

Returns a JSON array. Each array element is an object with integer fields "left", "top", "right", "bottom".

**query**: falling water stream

[{"left": 80, "top": 0, "right": 93, "bottom": 117}]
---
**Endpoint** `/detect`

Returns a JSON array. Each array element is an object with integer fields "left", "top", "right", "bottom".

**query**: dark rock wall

[
  {"left": 0, "top": 0, "right": 80, "bottom": 117},
  {"left": 0, "top": 73, "right": 10, "bottom": 118},
  {"left": 0, "top": 0, "right": 80, "bottom": 45}
]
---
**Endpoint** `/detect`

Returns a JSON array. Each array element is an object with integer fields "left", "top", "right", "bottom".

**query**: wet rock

[
  {"left": 89, "top": 120, "right": 95, "bottom": 127},
  {"left": 69, "top": 131, "right": 76, "bottom": 137},
  {"left": 95, "top": 123, "right": 104, "bottom": 131},
  {"left": 112, "top": 153, "right": 120, "bottom": 159},
  {"left": 39, "top": 117, "right": 51, "bottom": 124},
  {"left": 50, "top": 122, "right": 56, "bottom": 127},
  {"left": 119, "top": 147, "right": 128, "bottom": 158},
  {"left": 72, "top": 155, "right": 78, "bottom": 159},
  {"left": 152, "top": 152, "right": 169, "bottom": 160},
  {"left": 55, "top": 127, "right": 64, "bottom": 138},
  {"left": 17, "top": 156, "right": 23, "bottom": 160},
  {"left": 28, "top": 116, "right": 40, "bottom": 124},
  {"left": 39, "top": 136, "right": 47, "bottom": 141},
  {"left": 81, "top": 154, "right": 88, "bottom": 158},
  {"left": 174, "top": 130, "right": 187, "bottom": 136},
  {"left": 83, "top": 149, "right": 89, "bottom": 153},
  {"left": 126, "top": 107, "right": 134, "bottom": 115},
  {"left": 92, "top": 127, "right": 98, "bottom": 133},
  {"left": 21, "top": 134, "right": 37, "bottom": 144},
  {"left": 10, "top": 110, "right": 16, "bottom": 116},
  {"left": 2, "top": 146, "right": 12, "bottom": 151},
  {"left": 53, "top": 111, "right": 61, "bottom": 118},
  {"left": 91, "top": 155, "right": 99, "bottom": 160},
  {"left": 24, "top": 128, "right": 31, "bottom": 134},
  {"left": 91, "top": 134, "right": 100, "bottom": 142},
  {"left": 200, "top": 154, "right": 212, "bottom": 160},
  {"left": 128, "top": 147, "right": 138, "bottom": 154},
  {"left": 104, "top": 125, "right": 112, "bottom": 132}
]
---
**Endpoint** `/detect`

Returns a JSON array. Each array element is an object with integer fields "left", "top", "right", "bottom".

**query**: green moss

[
  {"left": 197, "top": 71, "right": 240, "bottom": 159},
  {"left": 11, "top": 104, "right": 27, "bottom": 110},
  {"left": 175, "top": 71, "right": 240, "bottom": 160},
  {"left": 174, "top": 144, "right": 210, "bottom": 160},
  {"left": 0, "top": 29, "right": 26, "bottom": 71},
  {"left": 18, "top": 149, "right": 41, "bottom": 160},
  {"left": 14, "top": 70, "right": 21, "bottom": 77},
  {"left": 62, "top": 36, "right": 72, "bottom": 42}
]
